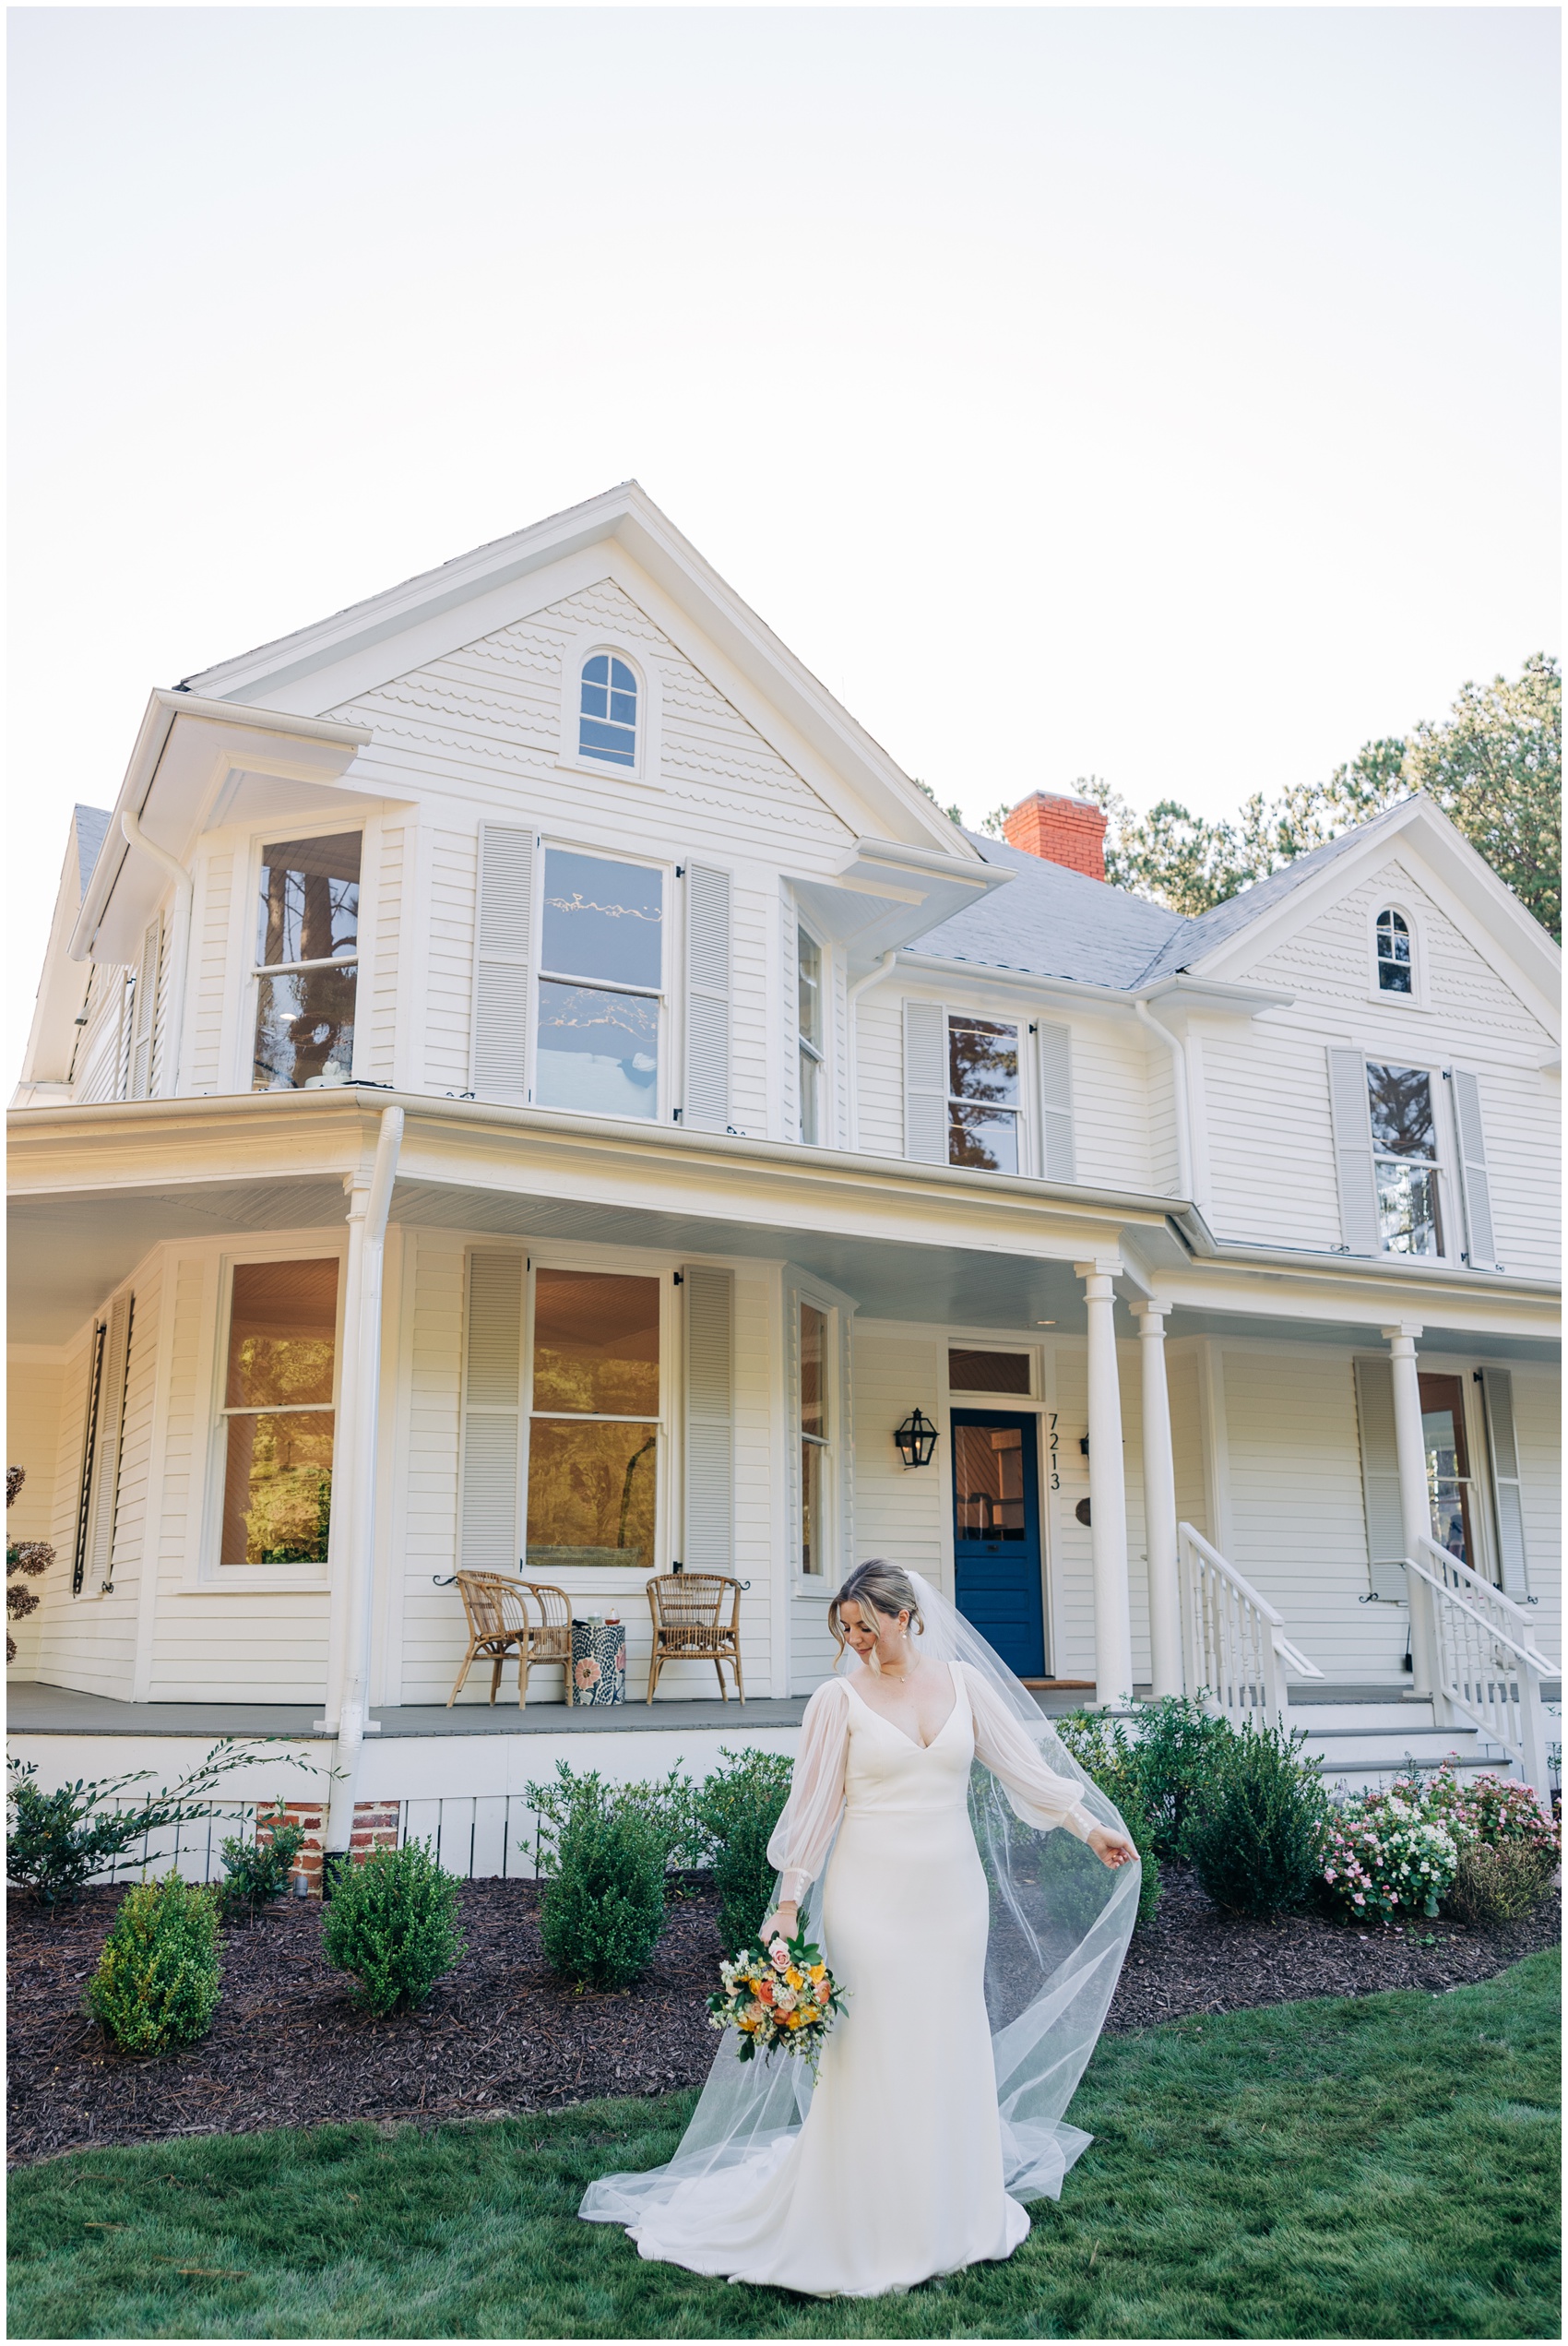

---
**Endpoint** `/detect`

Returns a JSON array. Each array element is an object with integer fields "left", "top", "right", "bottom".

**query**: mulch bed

[{"left": 7, "top": 1868, "right": 1559, "bottom": 2166}]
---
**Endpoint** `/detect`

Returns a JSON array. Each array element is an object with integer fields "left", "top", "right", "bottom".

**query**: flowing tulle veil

[{"left": 579, "top": 1573, "right": 1137, "bottom": 2225}]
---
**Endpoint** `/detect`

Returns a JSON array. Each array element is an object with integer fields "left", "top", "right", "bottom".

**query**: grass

[{"left": 8, "top": 1950, "right": 1559, "bottom": 2340}]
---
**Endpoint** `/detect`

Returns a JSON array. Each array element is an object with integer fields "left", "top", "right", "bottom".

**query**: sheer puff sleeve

[
  {"left": 961, "top": 1664, "right": 1099, "bottom": 1841},
  {"left": 766, "top": 1676, "right": 852, "bottom": 1906}
]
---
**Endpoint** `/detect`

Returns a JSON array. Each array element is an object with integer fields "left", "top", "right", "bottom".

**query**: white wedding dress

[{"left": 582, "top": 1654, "right": 1122, "bottom": 2299}]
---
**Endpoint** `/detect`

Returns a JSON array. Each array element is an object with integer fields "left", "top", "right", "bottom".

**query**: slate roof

[
  {"left": 908, "top": 830, "right": 1190, "bottom": 990},
  {"left": 912, "top": 805, "right": 1409, "bottom": 992},
  {"left": 73, "top": 806, "right": 112, "bottom": 904}
]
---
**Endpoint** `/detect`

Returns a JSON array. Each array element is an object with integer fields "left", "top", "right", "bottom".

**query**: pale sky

[{"left": 7, "top": 6, "right": 1560, "bottom": 1084}]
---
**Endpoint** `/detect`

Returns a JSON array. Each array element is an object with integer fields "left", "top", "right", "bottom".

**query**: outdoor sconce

[{"left": 894, "top": 1408, "right": 939, "bottom": 1470}]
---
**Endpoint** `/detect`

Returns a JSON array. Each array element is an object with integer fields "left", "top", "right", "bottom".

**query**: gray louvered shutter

[
  {"left": 1326, "top": 1047, "right": 1379, "bottom": 1256},
  {"left": 87, "top": 1292, "right": 134, "bottom": 1590},
  {"left": 459, "top": 1252, "right": 523, "bottom": 1572},
  {"left": 127, "top": 918, "right": 162, "bottom": 1100},
  {"left": 1352, "top": 1357, "right": 1408, "bottom": 1599},
  {"left": 903, "top": 999, "right": 947, "bottom": 1163},
  {"left": 1037, "top": 1021, "right": 1076, "bottom": 1181},
  {"left": 683, "top": 1265, "right": 733, "bottom": 1572},
  {"left": 684, "top": 864, "right": 731, "bottom": 1130},
  {"left": 1479, "top": 1366, "right": 1529, "bottom": 1597},
  {"left": 471, "top": 827, "right": 534, "bottom": 1100},
  {"left": 1448, "top": 1069, "right": 1497, "bottom": 1270}
]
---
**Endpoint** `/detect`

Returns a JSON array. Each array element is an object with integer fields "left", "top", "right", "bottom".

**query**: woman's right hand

[{"left": 761, "top": 1901, "right": 799, "bottom": 1945}]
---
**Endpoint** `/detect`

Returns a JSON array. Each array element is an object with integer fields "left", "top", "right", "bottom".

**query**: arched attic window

[
  {"left": 578, "top": 652, "right": 638, "bottom": 768},
  {"left": 1374, "top": 907, "right": 1414, "bottom": 994}
]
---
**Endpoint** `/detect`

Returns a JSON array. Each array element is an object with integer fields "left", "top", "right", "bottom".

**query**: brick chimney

[{"left": 1002, "top": 792, "right": 1108, "bottom": 882}]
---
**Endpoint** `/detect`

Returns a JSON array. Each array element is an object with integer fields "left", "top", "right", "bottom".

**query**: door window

[{"left": 955, "top": 1423, "right": 1027, "bottom": 1538}]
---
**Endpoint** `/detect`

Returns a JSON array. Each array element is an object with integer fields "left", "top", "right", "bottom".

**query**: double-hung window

[
  {"left": 252, "top": 833, "right": 361, "bottom": 1090},
  {"left": 799, "top": 1302, "right": 829, "bottom": 1577},
  {"left": 948, "top": 1015, "right": 1021, "bottom": 1173},
  {"left": 218, "top": 1258, "right": 339, "bottom": 1565},
  {"left": 797, "top": 927, "right": 824, "bottom": 1144},
  {"left": 1367, "top": 1063, "right": 1443, "bottom": 1256},
  {"left": 536, "top": 848, "right": 664, "bottom": 1120},
  {"left": 526, "top": 1268, "right": 661, "bottom": 1570}
]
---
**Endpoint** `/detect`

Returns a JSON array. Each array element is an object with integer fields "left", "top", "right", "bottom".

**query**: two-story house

[{"left": 9, "top": 483, "right": 1560, "bottom": 1880}]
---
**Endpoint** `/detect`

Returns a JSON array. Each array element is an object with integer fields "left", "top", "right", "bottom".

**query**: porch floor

[{"left": 6, "top": 1682, "right": 813, "bottom": 1739}]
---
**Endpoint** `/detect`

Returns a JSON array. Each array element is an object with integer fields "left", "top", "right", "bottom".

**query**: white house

[{"left": 8, "top": 483, "right": 1561, "bottom": 1880}]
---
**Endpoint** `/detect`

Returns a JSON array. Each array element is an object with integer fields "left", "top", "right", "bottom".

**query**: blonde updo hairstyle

[{"left": 827, "top": 1560, "right": 926, "bottom": 1665}]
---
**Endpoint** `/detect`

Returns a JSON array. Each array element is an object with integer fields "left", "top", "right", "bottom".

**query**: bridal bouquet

[{"left": 707, "top": 1925, "right": 846, "bottom": 2075}]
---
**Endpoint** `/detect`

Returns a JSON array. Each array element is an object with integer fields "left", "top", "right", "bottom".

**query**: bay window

[
  {"left": 252, "top": 833, "right": 360, "bottom": 1090},
  {"left": 218, "top": 1258, "right": 339, "bottom": 1565}
]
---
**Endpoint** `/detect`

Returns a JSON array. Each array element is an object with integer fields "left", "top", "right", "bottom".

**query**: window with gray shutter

[
  {"left": 683, "top": 1265, "right": 733, "bottom": 1572},
  {"left": 1448, "top": 1069, "right": 1498, "bottom": 1270},
  {"left": 683, "top": 864, "right": 731, "bottom": 1130},
  {"left": 903, "top": 999, "right": 947, "bottom": 1163},
  {"left": 127, "top": 918, "right": 162, "bottom": 1100},
  {"left": 1326, "top": 1047, "right": 1379, "bottom": 1255},
  {"left": 459, "top": 1252, "right": 524, "bottom": 1571},
  {"left": 1036, "top": 1021, "right": 1076, "bottom": 1182},
  {"left": 470, "top": 827, "right": 534, "bottom": 1100},
  {"left": 1479, "top": 1366, "right": 1529, "bottom": 1597},
  {"left": 71, "top": 1321, "right": 108, "bottom": 1597},
  {"left": 1352, "top": 1356, "right": 1408, "bottom": 1599}
]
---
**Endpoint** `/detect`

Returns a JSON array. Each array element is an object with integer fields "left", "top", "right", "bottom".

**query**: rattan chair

[
  {"left": 446, "top": 1573, "right": 573, "bottom": 1707},
  {"left": 645, "top": 1571, "right": 744, "bottom": 1702}
]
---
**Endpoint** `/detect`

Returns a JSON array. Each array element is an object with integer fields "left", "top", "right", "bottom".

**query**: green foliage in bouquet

[
  {"left": 321, "top": 1840, "right": 466, "bottom": 2015},
  {"left": 85, "top": 1873, "right": 222, "bottom": 2054},
  {"left": 695, "top": 1746, "right": 795, "bottom": 1958}
]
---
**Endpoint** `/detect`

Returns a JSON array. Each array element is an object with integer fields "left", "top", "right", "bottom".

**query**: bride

[{"left": 580, "top": 1560, "right": 1139, "bottom": 2298}]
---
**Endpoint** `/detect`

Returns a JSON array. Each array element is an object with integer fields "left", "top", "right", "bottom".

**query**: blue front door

[{"left": 950, "top": 1409, "right": 1046, "bottom": 1677}]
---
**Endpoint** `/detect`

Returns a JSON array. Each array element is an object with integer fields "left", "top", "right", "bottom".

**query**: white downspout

[
  {"left": 1133, "top": 997, "right": 1194, "bottom": 1203},
  {"left": 323, "top": 1105, "right": 405, "bottom": 1870},
  {"left": 845, "top": 950, "right": 898, "bottom": 1150},
  {"left": 119, "top": 809, "right": 194, "bottom": 1097}
]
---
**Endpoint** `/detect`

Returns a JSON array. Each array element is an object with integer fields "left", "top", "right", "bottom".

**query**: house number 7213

[{"left": 1048, "top": 1411, "right": 1060, "bottom": 1491}]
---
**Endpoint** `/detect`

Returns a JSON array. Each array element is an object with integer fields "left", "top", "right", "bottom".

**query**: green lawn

[{"left": 8, "top": 1951, "right": 1559, "bottom": 2341}]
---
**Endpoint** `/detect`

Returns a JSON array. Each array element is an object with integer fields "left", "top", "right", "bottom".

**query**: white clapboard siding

[
  {"left": 459, "top": 1252, "right": 524, "bottom": 1572},
  {"left": 1352, "top": 1357, "right": 1407, "bottom": 1599},
  {"left": 902, "top": 999, "right": 947, "bottom": 1163},
  {"left": 1326, "top": 1047, "right": 1380, "bottom": 1256},
  {"left": 1479, "top": 1367, "right": 1529, "bottom": 1599},
  {"left": 683, "top": 1265, "right": 734, "bottom": 1571},
  {"left": 127, "top": 916, "right": 162, "bottom": 1100},
  {"left": 1448, "top": 1067, "right": 1498, "bottom": 1269},
  {"left": 470, "top": 825, "right": 534, "bottom": 1100},
  {"left": 1036, "top": 1022, "right": 1076, "bottom": 1182},
  {"left": 187, "top": 851, "right": 233, "bottom": 1092},
  {"left": 683, "top": 863, "right": 732, "bottom": 1130}
]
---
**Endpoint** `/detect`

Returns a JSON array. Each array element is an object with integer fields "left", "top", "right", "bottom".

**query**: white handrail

[
  {"left": 1404, "top": 1542, "right": 1556, "bottom": 1800},
  {"left": 1176, "top": 1522, "right": 1324, "bottom": 1730},
  {"left": 1413, "top": 1535, "right": 1560, "bottom": 1675}
]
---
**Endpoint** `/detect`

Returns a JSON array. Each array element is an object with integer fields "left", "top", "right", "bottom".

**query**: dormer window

[
  {"left": 578, "top": 653, "right": 638, "bottom": 768},
  {"left": 1375, "top": 908, "right": 1413, "bottom": 994}
]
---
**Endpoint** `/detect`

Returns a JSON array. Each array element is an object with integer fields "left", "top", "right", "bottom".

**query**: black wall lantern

[{"left": 894, "top": 1408, "right": 939, "bottom": 1470}]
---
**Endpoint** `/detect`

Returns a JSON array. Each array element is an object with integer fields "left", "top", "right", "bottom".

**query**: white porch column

[
  {"left": 324, "top": 1108, "right": 404, "bottom": 1858},
  {"left": 1134, "top": 1303, "right": 1182, "bottom": 1699},
  {"left": 1075, "top": 1259, "right": 1134, "bottom": 1709},
  {"left": 1384, "top": 1322, "right": 1437, "bottom": 1701}
]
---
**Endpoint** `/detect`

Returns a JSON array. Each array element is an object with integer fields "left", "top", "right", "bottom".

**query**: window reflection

[
  {"left": 525, "top": 1268, "right": 661, "bottom": 1570},
  {"left": 947, "top": 1016, "right": 1020, "bottom": 1172},
  {"left": 532, "top": 1270, "right": 659, "bottom": 1416},
  {"left": 536, "top": 851, "right": 662, "bottom": 1119},
  {"left": 954, "top": 1423, "right": 1027, "bottom": 1541},
  {"left": 219, "top": 1259, "right": 338, "bottom": 1565},
  {"left": 1367, "top": 1064, "right": 1443, "bottom": 1256},
  {"left": 253, "top": 834, "right": 360, "bottom": 1091}
]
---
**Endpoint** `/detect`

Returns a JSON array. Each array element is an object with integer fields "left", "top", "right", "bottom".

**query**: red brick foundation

[{"left": 255, "top": 1799, "right": 401, "bottom": 1898}]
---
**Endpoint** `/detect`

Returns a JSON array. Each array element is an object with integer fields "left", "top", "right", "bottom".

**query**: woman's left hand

[{"left": 1087, "top": 1826, "right": 1137, "bottom": 1870}]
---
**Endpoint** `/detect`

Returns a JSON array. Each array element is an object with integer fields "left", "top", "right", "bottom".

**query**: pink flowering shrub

[
  {"left": 1318, "top": 1792, "right": 1458, "bottom": 1923},
  {"left": 1403, "top": 1762, "right": 1560, "bottom": 1865}
]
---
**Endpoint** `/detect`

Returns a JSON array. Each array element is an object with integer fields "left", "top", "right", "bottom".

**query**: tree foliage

[{"left": 985, "top": 657, "right": 1561, "bottom": 939}]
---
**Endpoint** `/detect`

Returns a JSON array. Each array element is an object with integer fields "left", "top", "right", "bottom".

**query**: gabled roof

[
  {"left": 909, "top": 831, "right": 1188, "bottom": 989},
  {"left": 1132, "top": 820, "right": 1375, "bottom": 984},
  {"left": 179, "top": 482, "right": 975, "bottom": 865}
]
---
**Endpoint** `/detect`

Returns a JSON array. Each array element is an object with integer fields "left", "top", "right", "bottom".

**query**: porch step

[
  {"left": 1289, "top": 1701, "right": 1437, "bottom": 1731},
  {"left": 1294, "top": 1712, "right": 1514, "bottom": 1794}
]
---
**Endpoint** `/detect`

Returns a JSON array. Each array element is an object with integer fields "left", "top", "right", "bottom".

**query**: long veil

[{"left": 580, "top": 1572, "right": 1137, "bottom": 2224}]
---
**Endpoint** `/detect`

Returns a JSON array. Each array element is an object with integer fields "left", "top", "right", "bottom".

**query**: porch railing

[
  {"left": 1177, "top": 1522, "right": 1324, "bottom": 1731},
  {"left": 1405, "top": 1533, "right": 1560, "bottom": 1801}
]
